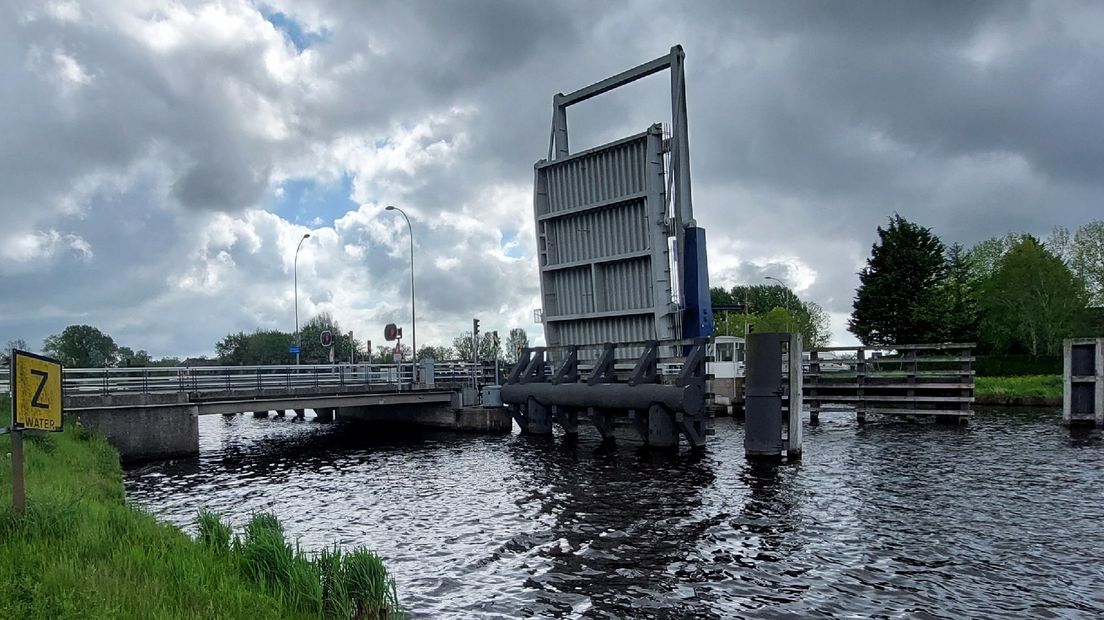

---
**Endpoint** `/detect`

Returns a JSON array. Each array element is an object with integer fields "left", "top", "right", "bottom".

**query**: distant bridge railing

[{"left": 0, "top": 362, "right": 494, "bottom": 397}]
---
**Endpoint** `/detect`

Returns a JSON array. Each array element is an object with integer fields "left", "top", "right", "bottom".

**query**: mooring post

[
  {"left": 745, "top": 333, "right": 786, "bottom": 459},
  {"left": 787, "top": 333, "right": 803, "bottom": 459}
]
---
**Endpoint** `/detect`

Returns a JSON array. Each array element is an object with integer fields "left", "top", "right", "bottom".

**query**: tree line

[
  {"left": 850, "top": 215, "right": 1104, "bottom": 356},
  {"left": 10, "top": 316, "right": 532, "bottom": 368}
]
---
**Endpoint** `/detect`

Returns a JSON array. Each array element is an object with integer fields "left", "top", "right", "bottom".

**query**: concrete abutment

[{"left": 73, "top": 404, "right": 200, "bottom": 463}]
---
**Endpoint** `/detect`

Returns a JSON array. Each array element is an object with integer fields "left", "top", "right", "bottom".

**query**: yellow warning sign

[{"left": 12, "top": 351, "right": 63, "bottom": 432}]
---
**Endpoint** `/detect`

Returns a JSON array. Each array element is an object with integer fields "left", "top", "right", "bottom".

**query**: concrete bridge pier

[
  {"left": 336, "top": 399, "right": 511, "bottom": 432},
  {"left": 315, "top": 407, "right": 335, "bottom": 422}
]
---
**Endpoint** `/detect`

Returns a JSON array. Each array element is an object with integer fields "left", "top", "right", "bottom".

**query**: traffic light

[{"left": 470, "top": 315, "right": 479, "bottom": 359}]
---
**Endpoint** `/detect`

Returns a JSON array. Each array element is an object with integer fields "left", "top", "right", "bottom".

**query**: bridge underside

[{"left": 67, "top": 388, "right": 510, "bottom": 462}]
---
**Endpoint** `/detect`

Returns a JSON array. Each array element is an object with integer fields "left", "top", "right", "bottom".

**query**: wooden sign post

[{"left": 9, "top": 350, "right": 64, "bottom": 517}]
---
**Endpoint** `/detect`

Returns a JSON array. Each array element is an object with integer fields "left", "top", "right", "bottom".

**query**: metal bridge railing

[{"left": 0, "top": 362, "right": 494, "bottom": 397}]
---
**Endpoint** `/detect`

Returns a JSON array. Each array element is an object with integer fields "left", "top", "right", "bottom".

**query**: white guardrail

[{"left": 0, "top": 362, "right": 495, "bottom": 396}]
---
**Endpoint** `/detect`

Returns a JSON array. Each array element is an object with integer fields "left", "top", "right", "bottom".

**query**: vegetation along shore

[{"left": 0, "top": 395, "right": 401, "bottom": 619}]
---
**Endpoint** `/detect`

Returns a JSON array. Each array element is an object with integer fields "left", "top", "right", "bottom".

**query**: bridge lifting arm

[{"left": 549, "top": 44, "right": 694, "bottom": 229}]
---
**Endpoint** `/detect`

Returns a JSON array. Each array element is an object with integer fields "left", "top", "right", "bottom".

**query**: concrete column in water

[
  {"left": 1064, "top": 338, "right": 1104, "bottom": 427},
  {"left": 647, "top": 404, "right": 679, "bottom": 448},
  {"left": 745, "top": 332, "right": 802, "bottom": 460}
]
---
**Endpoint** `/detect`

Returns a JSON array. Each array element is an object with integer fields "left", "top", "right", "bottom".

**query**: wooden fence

[{"left": 803, "top": 343, "right": 974, "bottom": 423}]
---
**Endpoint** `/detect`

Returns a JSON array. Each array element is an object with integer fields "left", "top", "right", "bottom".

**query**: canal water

[{"left": 125, "top": 410, "right": 1104, "bottom": 619}]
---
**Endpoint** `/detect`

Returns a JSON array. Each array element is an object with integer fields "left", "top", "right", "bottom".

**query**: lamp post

[
  {"left": 764, "top": 276, "right": 791, "bottom": 333},
  {"left": 294, "top": 233, "right": 311, "bottom": 365},
  {"left": 386, "top": 206, "right": 416, "bottom": 387}
]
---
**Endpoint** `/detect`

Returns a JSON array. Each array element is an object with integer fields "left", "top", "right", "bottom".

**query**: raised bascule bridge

[{"left": 500, "top": 45, "right": 716, "bottom": 449}]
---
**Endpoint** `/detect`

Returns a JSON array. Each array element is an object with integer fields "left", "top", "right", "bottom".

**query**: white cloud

[{"left": 0, "top": 230, "right": 93, "bottom": 273}]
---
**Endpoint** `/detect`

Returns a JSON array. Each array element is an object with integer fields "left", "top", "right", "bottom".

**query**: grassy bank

[
  {"left": 975, "top": 375, "right": 1062, "bottom": 405},
  {"left": 0, "top": 395, "right": 400, "bottom": 619}
]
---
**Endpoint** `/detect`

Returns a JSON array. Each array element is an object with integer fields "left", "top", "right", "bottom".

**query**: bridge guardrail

[{"left": 0, "top": 362, "right": 499, "bottom": 397}]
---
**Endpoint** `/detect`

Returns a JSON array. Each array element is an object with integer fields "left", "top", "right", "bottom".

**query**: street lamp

[
  {"left": 764, "top": 276, "right": 792, "bottom": 333},
  {"left": 294, "top": 233, "right": 311, "bottom": 365},
  {"left": 386, "top": 206, "right": 416, "bottom": 387}
]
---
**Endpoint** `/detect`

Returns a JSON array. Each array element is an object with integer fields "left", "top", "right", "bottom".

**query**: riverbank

[
  {"left": 0, "top": 397, "right": 400, "bottom": 619},
  {"left": 974, "top": 375, "right": 1062, "bottom": 406}
]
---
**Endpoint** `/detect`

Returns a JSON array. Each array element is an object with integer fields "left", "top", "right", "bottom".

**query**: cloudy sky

[{"left": 2, "top": 0, "right": 1102, "bottom": 358}]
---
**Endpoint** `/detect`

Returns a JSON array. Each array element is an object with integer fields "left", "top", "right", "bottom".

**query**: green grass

[
  {"left": 0, "top": 394, "right": 401, "bottom": 619},
  {"left": 975, "top": 375, "right": 1063, "bottom": 402}
]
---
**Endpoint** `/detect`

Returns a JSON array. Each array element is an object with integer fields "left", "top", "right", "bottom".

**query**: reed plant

[{"left": 198, "top": 511, "right": 402, "bottom": 619}]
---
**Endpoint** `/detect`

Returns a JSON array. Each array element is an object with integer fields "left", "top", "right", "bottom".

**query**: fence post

[
  {"left": 809, "top": 349, "right": 820, "bottom": 425},
  {"left": 856, "top": 348, "right": 866, "bottom": 424}
]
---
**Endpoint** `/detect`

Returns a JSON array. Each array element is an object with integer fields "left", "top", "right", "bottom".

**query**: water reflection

[{"left": 125, "top": 409, "right": 1104, "bottom": 618}]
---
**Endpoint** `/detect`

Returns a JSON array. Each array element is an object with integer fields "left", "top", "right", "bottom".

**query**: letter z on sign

[{"left": 12, "top": 351, "right": 63, "bottom": 432}]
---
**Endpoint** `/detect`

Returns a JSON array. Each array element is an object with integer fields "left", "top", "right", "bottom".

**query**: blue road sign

[{"left": 288, "top": 346, "right": 301, "bottom": 354}]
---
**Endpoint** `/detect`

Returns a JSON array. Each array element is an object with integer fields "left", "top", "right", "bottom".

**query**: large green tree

[
  {"left": 452, "top": 332, "right": 499, "bottom": 361},
  {"left": 711, "top": 284, "right": 830, "bottom": 346},
  {"left": 978, "top": 236, "right": 1088, "bottom": 356},
  {"left": 1071, "top": 221, "right": 1104, "bottom": 305},
  {"left": 416, "top": 345, "right": 453, "bottom": 362},
  {"left": 965, "top": 232, "right": 1026, "bottom": 283},
  {"left": 5, "top": 339, "right": 29, "bottom": 358},
  {"left": 216, "top": 329, "right": 295, "bottom": 365},
  {"left": 116, "top": 347, "right": 153, "bottom": 367},
  {"left": 42, "top": 325, "right": 118, "bottom": 367},
  {"left": 504, "top": 328, "right": 529, "bottom": 362},
  {"left": 849, "top": 215, "right": 947, "bottom": 345},
  {"left": 937, "top": 242, "right": 979, "bottom": 343},
  {"left": 297, "top": 313, "right": 358, "bottom": 364}
]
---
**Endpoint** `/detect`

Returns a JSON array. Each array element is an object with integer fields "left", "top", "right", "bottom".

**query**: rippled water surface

[{"left": 125, "top": 410, "right": 1104, "bottom": 618}]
